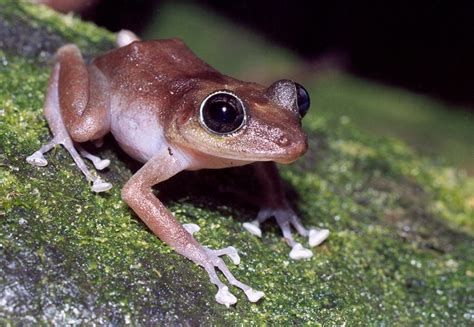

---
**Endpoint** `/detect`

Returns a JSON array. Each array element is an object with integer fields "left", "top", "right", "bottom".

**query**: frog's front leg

[
  {"left": 26, "top": 44, "right": 112, "bottom": 192},
  {"left": 243, "top": 162, "right": 329, "bottom": 260},
  {"left": 121, "top": 150, "right": 264, "bottom": 307}
]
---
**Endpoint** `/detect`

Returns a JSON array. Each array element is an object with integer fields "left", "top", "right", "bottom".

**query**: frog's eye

[
  {"left": 295, "top": 82, "right": 310, "bottom": 118},
  {"left": 199, "top": 91, "right": 247, "bottom": 135}
]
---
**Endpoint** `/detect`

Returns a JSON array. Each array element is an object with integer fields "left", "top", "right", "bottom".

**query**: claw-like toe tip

[
  {"left": 92, "top": 179, "right": 112, "bottom": 193},
  {"left": 26, "top": 151, "right": 48, "bottom": 167},
  {"left": 308, "top": 229, "right": 330, "bottom": 247},
  {"left": 289, "top": 243, "right": 313, "bottom": 260},
  {"left": 244, "top": 288, "right": 265, "bottom": 302},
  {"left": 94, "top": 159, "right": 110, "bottom": 170},
  {"left": 226, "top": 246, "right": 241, "bottom": 265},
  {"left": 243, "top": 221, "right": 262, "bottom": 237},
  {"left": 216, "top": 286, "right": 237, "bottom": 307}
]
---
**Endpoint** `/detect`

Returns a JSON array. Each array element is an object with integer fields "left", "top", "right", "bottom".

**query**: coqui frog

[{"left": 26, "top": 30, "right": 329, "bottom": 307}]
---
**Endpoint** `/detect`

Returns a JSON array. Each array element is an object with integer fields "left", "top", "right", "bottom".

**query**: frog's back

[{"left": 92, "top": 39, "right": 220, "bottom": 86}]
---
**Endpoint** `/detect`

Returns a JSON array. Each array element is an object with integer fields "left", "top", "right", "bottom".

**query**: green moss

[{"left": 1, "top": 1, "right": 473, "bottom": 325}]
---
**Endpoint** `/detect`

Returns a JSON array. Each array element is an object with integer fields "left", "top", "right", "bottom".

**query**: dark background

[{"left": 82, "top": 0, "right": 474, "bottom": 110}]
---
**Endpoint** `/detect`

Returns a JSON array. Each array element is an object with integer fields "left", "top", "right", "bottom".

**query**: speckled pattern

[{"left": 1, "top": 1, "right": 473, "bottom": 325}]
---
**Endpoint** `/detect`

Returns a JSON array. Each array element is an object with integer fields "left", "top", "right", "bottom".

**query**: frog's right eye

[
  {"left": 295, "top": 82, "right": 310, "bottom": 118},
  {"left": 199, "top": 91, "right": 247, "bottom": 135}
]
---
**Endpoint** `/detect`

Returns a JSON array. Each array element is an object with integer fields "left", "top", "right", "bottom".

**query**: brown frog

[{"left": 27, "top": 30, "right": 329, "bottom": 307}]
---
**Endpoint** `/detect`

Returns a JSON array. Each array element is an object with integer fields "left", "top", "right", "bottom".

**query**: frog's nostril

[{"left": 292, "top": 134, "right": 308, "bottom": 157}]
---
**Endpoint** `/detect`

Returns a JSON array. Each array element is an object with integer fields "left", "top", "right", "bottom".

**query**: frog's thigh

[{"left": 55, "top": 44, "right": 110, "bottom": 143}]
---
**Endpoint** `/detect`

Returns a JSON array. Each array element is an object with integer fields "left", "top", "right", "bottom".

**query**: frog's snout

[{"left": 276, "top": 132, "right": 308, "bottom": 164}]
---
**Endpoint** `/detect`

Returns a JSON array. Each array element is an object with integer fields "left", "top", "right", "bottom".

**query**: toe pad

[
  {"left": 225, "top": 246, "right": 241, "bottom": 265},
  {"left": 26, "top": 151, "right": 48, "bottom": 167},
  {"left": 93, "top": 159, "right": 110, "bottom": 170},
  {"left": 309, "top": 229, "right": 330, "bottom": 247},
  {"left": 289, "top": 243, "right": 313, "bottom": 260},
  {"left": 215, "top": 286, "right": 237, "bottom": 308},
  {"left": 243, "top": 221, "right": 262, "bottom": 237},
  {"left": 244, "top": 288, "right": 265, "bottom": 302},
  {"left": 92, "top": 179, "right": 112, "bottom": 193}
]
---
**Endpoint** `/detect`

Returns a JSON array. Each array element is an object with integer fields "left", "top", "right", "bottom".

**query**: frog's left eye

[
  {"left": 200, "top": 91, "right": 247, "bottom": 135},
  {"left": 295, "top": 82, "right": 310, "bottom": 118}
]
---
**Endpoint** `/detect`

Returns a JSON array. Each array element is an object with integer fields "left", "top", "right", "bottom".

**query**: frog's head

[{"left": 168, "top": 78, "right": 310, "bottom": 165}]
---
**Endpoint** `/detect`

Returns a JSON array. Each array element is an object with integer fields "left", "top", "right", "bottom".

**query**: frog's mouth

[{"left": 179, "top": 133, "right": 308, "bottom": 166}]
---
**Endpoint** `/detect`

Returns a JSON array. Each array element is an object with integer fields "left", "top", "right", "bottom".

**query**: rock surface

[{"left": 1, "top": 1, "right": 473, "bottom": 325}]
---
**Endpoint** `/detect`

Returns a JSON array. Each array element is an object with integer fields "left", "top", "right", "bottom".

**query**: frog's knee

[{"left": 67, "top": 115, "right": 108, "bottom": 143}]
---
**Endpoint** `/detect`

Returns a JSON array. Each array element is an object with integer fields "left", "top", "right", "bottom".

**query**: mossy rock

[{"left": 1, "top": 1, "right": 473, "bottom": 325}]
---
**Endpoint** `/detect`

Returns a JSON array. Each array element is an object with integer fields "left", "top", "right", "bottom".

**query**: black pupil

[
  {"left": 201, "top": 93, "right": 245, "bottom": 134},
  {"left": 295, "top": 83, "right": 310, "bottom": 118},
  {"left": 209, "top": 101, "right": 237, "bottom": 124}
]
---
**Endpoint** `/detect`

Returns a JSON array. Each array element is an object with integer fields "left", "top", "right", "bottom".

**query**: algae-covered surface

[{"left": 1, "top": 1, "right": 474, "bottom": 325}]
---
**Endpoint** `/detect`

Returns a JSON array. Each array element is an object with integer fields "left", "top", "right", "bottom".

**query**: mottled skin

[{"left": 27, "top": 31, "right": 329, "bottom": 306}]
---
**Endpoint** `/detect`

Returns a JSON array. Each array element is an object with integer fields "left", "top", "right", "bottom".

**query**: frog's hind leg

[{"left": 26, "top": 56, "right": 112, "bottom": 193}]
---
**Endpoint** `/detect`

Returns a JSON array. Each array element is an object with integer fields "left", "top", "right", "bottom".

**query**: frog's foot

[
  {"left": 203, "top": 248, "right": 264, "bottom": 307},
  {"left": 26, "top": 137, "right": 112, "bottom": 193},
  {"left": 184, "top": 223, "right": 264, "bottom": 307},
  {"left": 244, "top": 207, "right": 329, "bottom": 260}
]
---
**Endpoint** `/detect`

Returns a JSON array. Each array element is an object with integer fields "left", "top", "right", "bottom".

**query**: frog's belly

[{"left": 110, "top": 106, "right": 167, "bottom": 163}]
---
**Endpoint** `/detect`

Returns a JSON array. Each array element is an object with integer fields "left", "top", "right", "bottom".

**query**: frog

[{"left": 26, "top": 30, "right": 329, "bottom": 307}]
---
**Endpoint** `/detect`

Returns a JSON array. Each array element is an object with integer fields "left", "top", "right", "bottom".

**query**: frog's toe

[
  {"left": 26, "top": 139, "right": 58, "bottom": 167},
  {"left": 92, "top": 158, "right": 110, "bottom": 170},
  {"left": 244, "top": 288, "right": 265, "bottom": 302},
  {"left": 215, "top": 286, "right": 237, "bottom": 307},
  {"left": 308, "top": 228, "right": 330, "bottom": 247},
  {"left": 26, "top": 151, "right": 48, "bottom": 166},
  {"left": 289, "top": 243, "right": 313, "bottom": 260},
  {"left": 91, "top": 178, "right": 112, "bottom": 192},
  {"left": 208, "top": 246, "right": 240, "bottom": 265},
  {"left": 77, "top": 145, "right": 110, "bottom": 171},
  {"left": 243, "top": 220, "right": 262, "bottom": 237}
]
